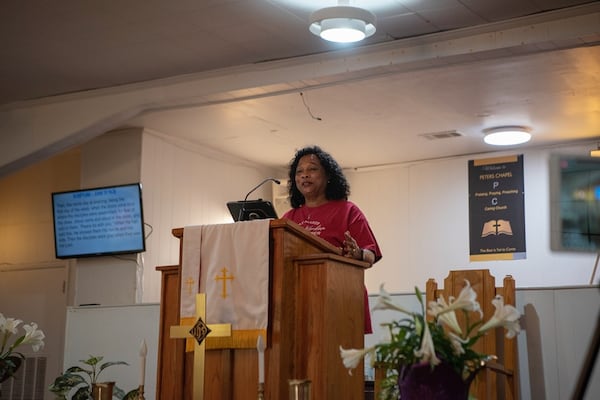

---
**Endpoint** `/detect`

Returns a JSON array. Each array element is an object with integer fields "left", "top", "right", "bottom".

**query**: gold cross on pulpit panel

[
  {"left": 184, "top": 277, "right": 196, "bottom": 296},
  {"left": 170, "top": 293, "right": 232, "bottom": 399},
  {"left": 215, "top": 267, "right": 235, "bottom": 298}
]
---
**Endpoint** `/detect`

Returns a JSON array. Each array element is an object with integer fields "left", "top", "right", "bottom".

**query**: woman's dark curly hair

[{"left": 287, "top": 145, "right": 350, "bottom": 208}]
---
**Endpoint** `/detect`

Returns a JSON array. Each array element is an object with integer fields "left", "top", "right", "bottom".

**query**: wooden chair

[
  {"left": 373, "top": 269, "right": 519, "bottom": 400},
  {"left": 426, "top": 269, "right": 519, "bottom": 400}
]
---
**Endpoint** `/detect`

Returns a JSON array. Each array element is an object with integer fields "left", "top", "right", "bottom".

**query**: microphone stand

[{"left": 238, "top": 178, "right": 281, "bottom": 221}]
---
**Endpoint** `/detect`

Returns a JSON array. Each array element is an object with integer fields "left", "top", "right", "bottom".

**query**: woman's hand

[
  {"left": 342, "top": 231, "right": 375, "bottom": 265},
  {"left": 342, "top": 231, "right": 362, "bottom": 260}
]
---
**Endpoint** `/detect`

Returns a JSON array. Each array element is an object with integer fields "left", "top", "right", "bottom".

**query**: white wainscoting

[
  {"left": 63, "top": 304, "right": 160, "bottom": 399},
  {"left": 365, "top": 285, "right": 600, "bottom": 400}
]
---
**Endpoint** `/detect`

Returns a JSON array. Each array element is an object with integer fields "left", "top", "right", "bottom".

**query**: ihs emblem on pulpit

[{"left": 189, "top": 317, "right": 212, "bottom": 346}]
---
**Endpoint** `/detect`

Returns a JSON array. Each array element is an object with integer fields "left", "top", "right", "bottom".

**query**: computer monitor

[
  {"left": 227, "top": 199, "right": 278, "bottom": 222},
  {"left": 51, "top": 183, "right": 146, "bottom": 258},
  {"left": 549, "top": 153, "right": 600, "bottom": 252}
]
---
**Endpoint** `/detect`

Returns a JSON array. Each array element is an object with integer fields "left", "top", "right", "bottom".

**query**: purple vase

[{"left": 398, "top": 361, "right": 470, "bottom": 400}]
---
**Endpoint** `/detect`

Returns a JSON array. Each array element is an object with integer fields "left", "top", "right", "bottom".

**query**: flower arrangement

[
  {"left": 340, "top": 280, "right": 521, "bottom": 400},
  {"left": 0, "top": 313, "right": 45, "bottom": 382}
]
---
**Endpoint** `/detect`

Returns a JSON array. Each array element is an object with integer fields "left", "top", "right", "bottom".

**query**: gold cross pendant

[{"left": 170, "top": 293, "right": 232, "bottom": 399}]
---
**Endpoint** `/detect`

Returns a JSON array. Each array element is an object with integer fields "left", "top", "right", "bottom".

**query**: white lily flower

[
  {"left": 447, "top": 332, "right": 468, "bottom": 355},
  {"left": 438, "top": 309, "right": 464, "bottom": 336},
  {"left": 339, "top": 345, "right": 375, "bottom": 375},
  {"left": 450, "top": 280, "right": 482, "bottom": 314},
  {"left": 22, "top": 323, "right": 45, "bottom": 352},
  {"left": 428, "top": 280, "right": 482, "bottom": 320},
  {"left": 428, "top": 296, "right": 463, "bottom": 335},
  {"left": 479, "top": 295, "right": 521, "bottom": 338},
  {"left": 427, "top": 298, "right": 444, "bottom": 317},
  {"left": 338, "top": 280, "right": 523, "bottom": 389},
  {"left": 372, "top": 284, "right": 412, "bottom": 315},
  {"left": 0, "top": 313, "right": 23, "bottom": 334},
  {"left": 0, "top": 314, "right": 45, "bottom": 359},
  {"left": 414, "top": 322, "right": 440, "bottom": 366}
]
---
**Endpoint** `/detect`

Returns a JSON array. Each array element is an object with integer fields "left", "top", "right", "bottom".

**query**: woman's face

[{"left": 295, "top": 154, "right": 328, "bottom": 201}]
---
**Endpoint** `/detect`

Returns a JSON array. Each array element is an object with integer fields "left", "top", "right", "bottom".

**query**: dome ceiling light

[
  {"left": 483, "top": 126, "right": 532, "bottom": 146},
  {"left": 309, "top": 5, "right": 376, "bottom": 43}
]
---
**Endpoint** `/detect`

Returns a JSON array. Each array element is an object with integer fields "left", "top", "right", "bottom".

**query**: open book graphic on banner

[{"left": 481, "top": 219, "right": 513, "bottom": 237}]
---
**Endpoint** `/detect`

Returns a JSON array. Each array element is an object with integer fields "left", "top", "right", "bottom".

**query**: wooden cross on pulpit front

[{"left": 170, "top": 293, "right": 232, "bottom": 399}]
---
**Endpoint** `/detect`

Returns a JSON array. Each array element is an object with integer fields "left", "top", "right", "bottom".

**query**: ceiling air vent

[{"left": 419, "top": 130, "right": 463, "bottom": 140}]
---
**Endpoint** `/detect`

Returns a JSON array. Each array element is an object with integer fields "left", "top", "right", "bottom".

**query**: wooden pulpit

[{"left": 155, "top": 219, "right": 368, "bottom": 400}]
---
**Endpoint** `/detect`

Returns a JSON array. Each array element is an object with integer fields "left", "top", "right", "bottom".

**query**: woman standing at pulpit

[{"left": 282, "top": 145, "right": 382, "bottom": 333}]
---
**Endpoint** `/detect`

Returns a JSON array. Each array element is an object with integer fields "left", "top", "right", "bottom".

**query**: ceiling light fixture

[
  {"left": 590, "top": 144, "right": 600, "bottom": 157},
  {"left": 309, "top": 5, "right": 376, "bottom": 43},
  {"left": 483, "top": 126, "right": 532, "bottom": 146}
]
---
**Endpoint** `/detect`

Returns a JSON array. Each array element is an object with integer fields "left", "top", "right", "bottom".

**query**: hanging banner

[
  {"left": 468, "top": 155, "right": 526, "bottom": 261},
  {"left": 180, "top": 220, "right": 270, "bottom": 350}
]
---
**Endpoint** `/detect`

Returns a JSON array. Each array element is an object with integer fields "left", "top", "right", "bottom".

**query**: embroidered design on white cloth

[{"left": 181, "top": 220, "right": 270, "bottom": 330}]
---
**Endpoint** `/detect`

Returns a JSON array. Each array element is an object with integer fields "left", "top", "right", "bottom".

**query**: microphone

[
  {"left": 243, "top": 178, "right": 281, "bottom": 203},
  {"left": 239, "top": 178, "right": 281, "bottom": 221}
]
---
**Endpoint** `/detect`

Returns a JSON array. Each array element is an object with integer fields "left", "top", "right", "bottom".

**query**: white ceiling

[{"left": 3, "top": 0, "right": 600, "bottom": 170}]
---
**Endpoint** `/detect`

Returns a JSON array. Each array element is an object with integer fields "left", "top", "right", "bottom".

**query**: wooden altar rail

[{"left": 155, "top": 219, "right": 369, "bottom": 400}]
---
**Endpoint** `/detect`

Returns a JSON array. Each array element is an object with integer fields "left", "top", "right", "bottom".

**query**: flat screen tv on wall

[
  {"left": 549, "top": 154, "right": 600, "bottom": 253},
  {"left": 52, "top": 183, "right": 146, "bottom": 259}
]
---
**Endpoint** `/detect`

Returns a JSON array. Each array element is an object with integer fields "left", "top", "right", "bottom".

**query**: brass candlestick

[
  {"left": 137, "top": 385, "right": 145, "bottom": 400},
  {"left": 257, "top": 382, "right": 265, "bottom": 400},
  {"left": 288, "top": 379, "right": 311, "bottom": 400}
]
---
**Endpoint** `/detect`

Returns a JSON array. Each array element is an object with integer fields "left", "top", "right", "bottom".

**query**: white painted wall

[
  {"left": 63, "top": 304, "right": 160, "bottom": 399},
  {"left": 67, "top": 128, "right": 282, "bottom": 305},
  {"left": 349, "top": 142, "right": 599, "bottom": 295},
  {"left": 77, "top": 135, "right": 598, "bottom": 305},
  {"left": 2, "top": 129, "right": 599, "bottom": 399},
  {"left": 138, "top": 130, "right": 283, "bottom": 303},
  {"left": 74, "top": 129, "right": 144, "bottom": 306},
  {"left": 0, "top": 262, "right": 68, "bottom": 400}
]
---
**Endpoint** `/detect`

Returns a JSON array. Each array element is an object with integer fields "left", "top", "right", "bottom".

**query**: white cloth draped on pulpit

[{"left": 180, "top": 220, "right": 270, "bottom": 349}]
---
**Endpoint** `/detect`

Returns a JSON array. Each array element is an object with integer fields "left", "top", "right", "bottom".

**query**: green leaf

[
  {"left": 72, "top": 386, "right": 92, "bottom": 400},
  {"left": 113, "top": 385, "right": 127, "bottom": 399},
  {"left": 48, "top": 355, "right": 128, "bottom": 398},
  {"left": 96, "top": 361, "right": 128, "bottom": 382},
  {"left": 415, "top": 286, "right": 423, "bottom": 306},
  {"left": 10, "top": 335, "right": 26, "bottom": 349},
  {"left": 122, "top": 388, "right": 139, "bottom": 400},
  {"left": 82, "top": 355, "right": 103, "bottom": 366},
  {"left": 99, "top": 361, "right": 129, "bottom": 372},
  {"left": 48, "top": 373, "right": 87, "bottom": 393},
  {"left": 65, "top": 366, "right": 92, "bottom": 375}
]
